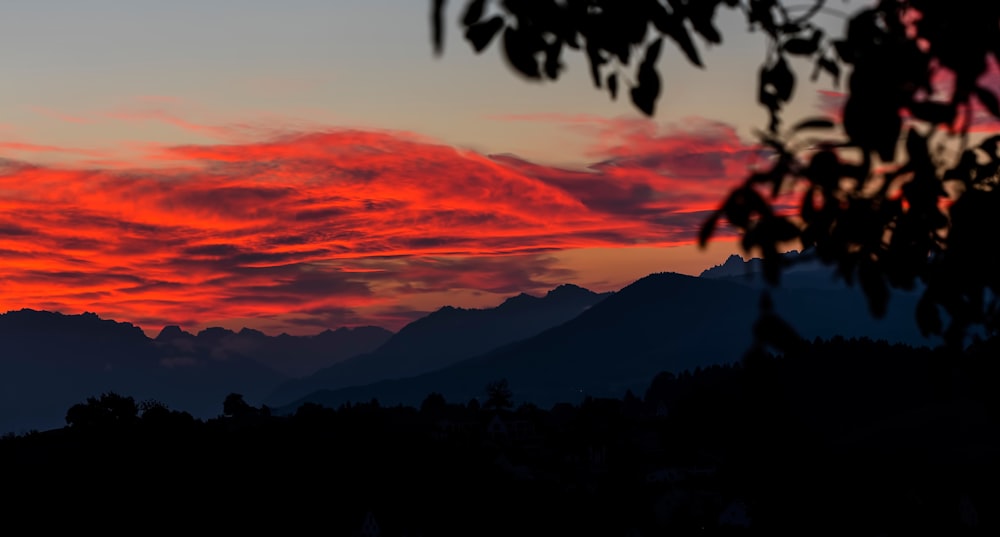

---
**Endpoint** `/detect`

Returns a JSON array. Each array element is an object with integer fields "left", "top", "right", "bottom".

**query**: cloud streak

[{"left": 0, "top": 118, "right": 752, "bottom": 334}]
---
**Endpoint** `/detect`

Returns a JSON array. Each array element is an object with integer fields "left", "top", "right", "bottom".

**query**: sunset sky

[{"left": 0, "top": 1, "right": 872, "bottom": 335}]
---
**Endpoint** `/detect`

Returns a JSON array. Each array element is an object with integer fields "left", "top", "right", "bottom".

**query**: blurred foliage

[{"left": 432, "top": 0, "right": 1000, "bottom": 347}]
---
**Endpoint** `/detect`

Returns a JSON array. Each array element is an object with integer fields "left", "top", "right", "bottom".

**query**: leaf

[
  {"left": 689, "top": 6, "right": 722, "bottom": 45},
  {"left": 771, "top": 217, "right": 801, "bottom": 242},
  {"left": 979, "top": 134, "right": 1000, "bottom": 155},
  {"left": 804, "top": 149, "right": 842, "bottom": 190},
  {"left": 503, "top": 26, "right": 542, "bottom": 79},
  {"left": 462, "top": 0, "right": 487, "bottom": 26},
  {"left": 907, "top": 101, "right": 956, "bottom": 126},
  {"left": 630, "top": 39, "right": 663, "bottom": 116},
  {"left": 652, "top": 8, "right": 703, "bottom": 68},
  {"left": 607, "top": 73, "right": 619, "bottom": 100},
  {"left": 832, "top": 40, "right": 854, "bottom": 63},
  {"left": 762, "top": 246, "right": 782, "bottom": 286},
  {"left": 767, "top": 57, "right": 795, "bottom": 102},
  {"left": 791, "top": 118, "right": 835, "bottom": 131},
  {"left": 975, "top": 86, "right": 1000, "bottom": 119},
  {"left": 800, "top": 188, "right": 819, "bottom": 223},
  {"left": 722, "top": 186, "right": 768, "bottom": 229},
  {"left": 783, "top": 37, "right": 818, "bottom": 56},
  {"left": 586, "top": 41, "right": 606, "bottom": 89},
  {"left": 916, "top": 293, "right": 942, "bottom": 337},
  {"left": 759, "top": 290, "right": 774, "bottom": 313},
  {"left": 817, "top": 57, "right": 841, "bottom": 86},
  {"left": 699, "top": 209, "right": 722, "bottom": 248},
  {"left": 858, "top": 258, "right": 889, "bottom": 318},
  {"left": 544, "top": 40, "right": 563, "bottom": 79},
  {"left": 465, "top": 16, "right": 505, "bottom": 53},
  {"left": 642, "top": 37, "right": 663, "bottom": 66},
  {"left": 759, "top": 56, "right": 795, "bottom": 132},
  {"left": 748, "top": 0, "right": 779, "bottom": 36},
  {"left": 693, "top": 22, "right": 722, "bottom": 45},
  {"left": 780, "top": 22, "right": 804, "bottom": 34},
  {"left": 432, "top": 0, "right": 448, "bottom": 56},
  {"left": 944, "top": 149, "right": 977, "bottom": 185},
  {"left": 755, "top": 312, "right": 805, "bottom": 354},
  {"left": 758, "top": 86, "right": 779, "bottom": 111},
  {"left": 843, "top": 93, "right": 902, "bottom": 163},
  {"left": 630, "top": 81, "right": 659, "bottom": 116}
]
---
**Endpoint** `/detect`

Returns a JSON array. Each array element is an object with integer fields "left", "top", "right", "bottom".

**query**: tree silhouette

[
  {"left": 222, "top": 392, "right": 254, "bottom": 418},
  {"left": 65, "top": 392, "right": 139, "bottom": 429},
  {"left": 485, "top": 378, "right": 514, "bottom": 410},
  {"left": 420, "top": 392, "right": 448, "bottom": 415},
  {"left": 432, "top": 0, "right": 1000, "bottom": 346}
]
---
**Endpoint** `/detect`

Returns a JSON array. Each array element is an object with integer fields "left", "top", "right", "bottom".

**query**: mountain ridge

[
  {"left": 264, "top": 283, "right": 611, "bottom": 406},
  {"left": 281, "top": 270, "right": 936, "bottom": 412}
]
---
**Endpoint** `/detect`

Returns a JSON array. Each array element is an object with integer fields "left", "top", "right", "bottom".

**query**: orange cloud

[{"left": 0, "top": 121, "right": 751, "bottom": 334}]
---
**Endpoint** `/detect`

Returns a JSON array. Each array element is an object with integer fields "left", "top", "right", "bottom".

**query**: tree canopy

[
  {"left": 432, "top": 0, "right": 1000, "bottom": 347},
  {"left": 485, "top": 378, "right": 514, "bottom": 410}
]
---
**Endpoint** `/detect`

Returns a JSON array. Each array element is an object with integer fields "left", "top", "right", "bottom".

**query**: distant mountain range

[
  {"left": 701, "top": 250, "right": 857, "bottom": 289},
  {"left": 0, "top": 310, "right": 390, "bottom": 434},
  {"left": 154, "top": 324, "right": 392, "bottom": 378},
  {"left": 0, "top": 284, "right": 608, "bottom": 434},
  {"left": 278, "top": 269, "right": 936, "bottom": 413},
  {"left": 0, "top": 252, "right": 941, "bottom": 434},
  {"left": 264, "top": 284, "right": 609, "bottom": 406}
]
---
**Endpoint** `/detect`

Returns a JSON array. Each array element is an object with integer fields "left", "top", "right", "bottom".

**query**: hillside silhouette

[
  {"left": 281, "top": 270, "right": 936, "bottom": 412},
  {"left": 266, "top": 283, "right": 609, "bottom": 406},
  {"left": 0, "top": 284, "right": 605, "bottom": 434},
  {"left": 0, "top": 310, "right": 389, "bottom": 434},
  {"left": 3, "top": 335, "right": 997, "bottom": 534},
  {"left": 0, "top": 255, "right": 943, "bottom": 434}
]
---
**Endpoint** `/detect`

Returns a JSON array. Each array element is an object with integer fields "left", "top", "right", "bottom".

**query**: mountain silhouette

[
  {"left": 0, "top": 310, "right": 390, "bottom": 434},
  {"left": 265, "top": 284, "right": 609, "bottom": 406},
  {"left": 154, "top": 324, "right": 392, "bottom": 377},
  {"left": 700, "top": 249, "right": 895, "bottom": 291},
  {"left": 281, "top": 271, "right": 935, "bottom": 412}
]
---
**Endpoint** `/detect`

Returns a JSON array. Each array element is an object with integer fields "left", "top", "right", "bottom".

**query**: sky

[{"left": 0, "top": 1, "right": 867, "bottom": 335}]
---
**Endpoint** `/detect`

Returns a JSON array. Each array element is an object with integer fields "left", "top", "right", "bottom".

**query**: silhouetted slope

[
  {"left": 155, "top": 324, "right": 392, "bottom": 377},
  {"left": 6, "top": 336, "right": 999, "bottom": 534},
  {"left": 266, "top": 284, "right": 609, "bottom": 405},
  {"left": 287, "top": 272, "right": 933, "bottom": 411},
  {"left": 0, "top": 310, "right": 284, "bottom": 434}
]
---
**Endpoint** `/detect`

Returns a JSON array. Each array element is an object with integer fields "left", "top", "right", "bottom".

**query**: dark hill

[
  {"left": 0, "top": 309, "right": 283, "bottom": 434},
  {"left": 265, "top": 284, "right": 609, "bottom": 406},
  {"left": 285, "top": 272, "right": 934, "bottom": 411},
  {"left": 0, "top": 310, "right": 391, "bottom": 434}
]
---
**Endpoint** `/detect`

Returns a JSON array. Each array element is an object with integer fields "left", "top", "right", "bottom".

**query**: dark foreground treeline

[{"left": 3, "top": 336, "right": 1000, "bottom": 535}]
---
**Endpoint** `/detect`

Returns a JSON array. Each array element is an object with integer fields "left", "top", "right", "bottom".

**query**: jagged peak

[
  {"left": 238, "top": 327, "right": 266, "bottom": 337},
  {"left": 156, "top": 325, "right": 193, "bottom": 340},
  {"left": 699, "top": 254, "right": 748, "bottom": 278},
  {"left": 545, "top": 283, "right": 595, "bottom": 299},
  {"left": 196, "top": 326, "right": 237, "bottom": 339},
  {"left": 500, "top": 292, "right": 540, "bottom": 308}
]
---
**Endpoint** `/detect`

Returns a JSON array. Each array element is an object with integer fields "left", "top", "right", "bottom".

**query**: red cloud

[{"left": 0, "top": 121, "right": 753, "bottom": 334}]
